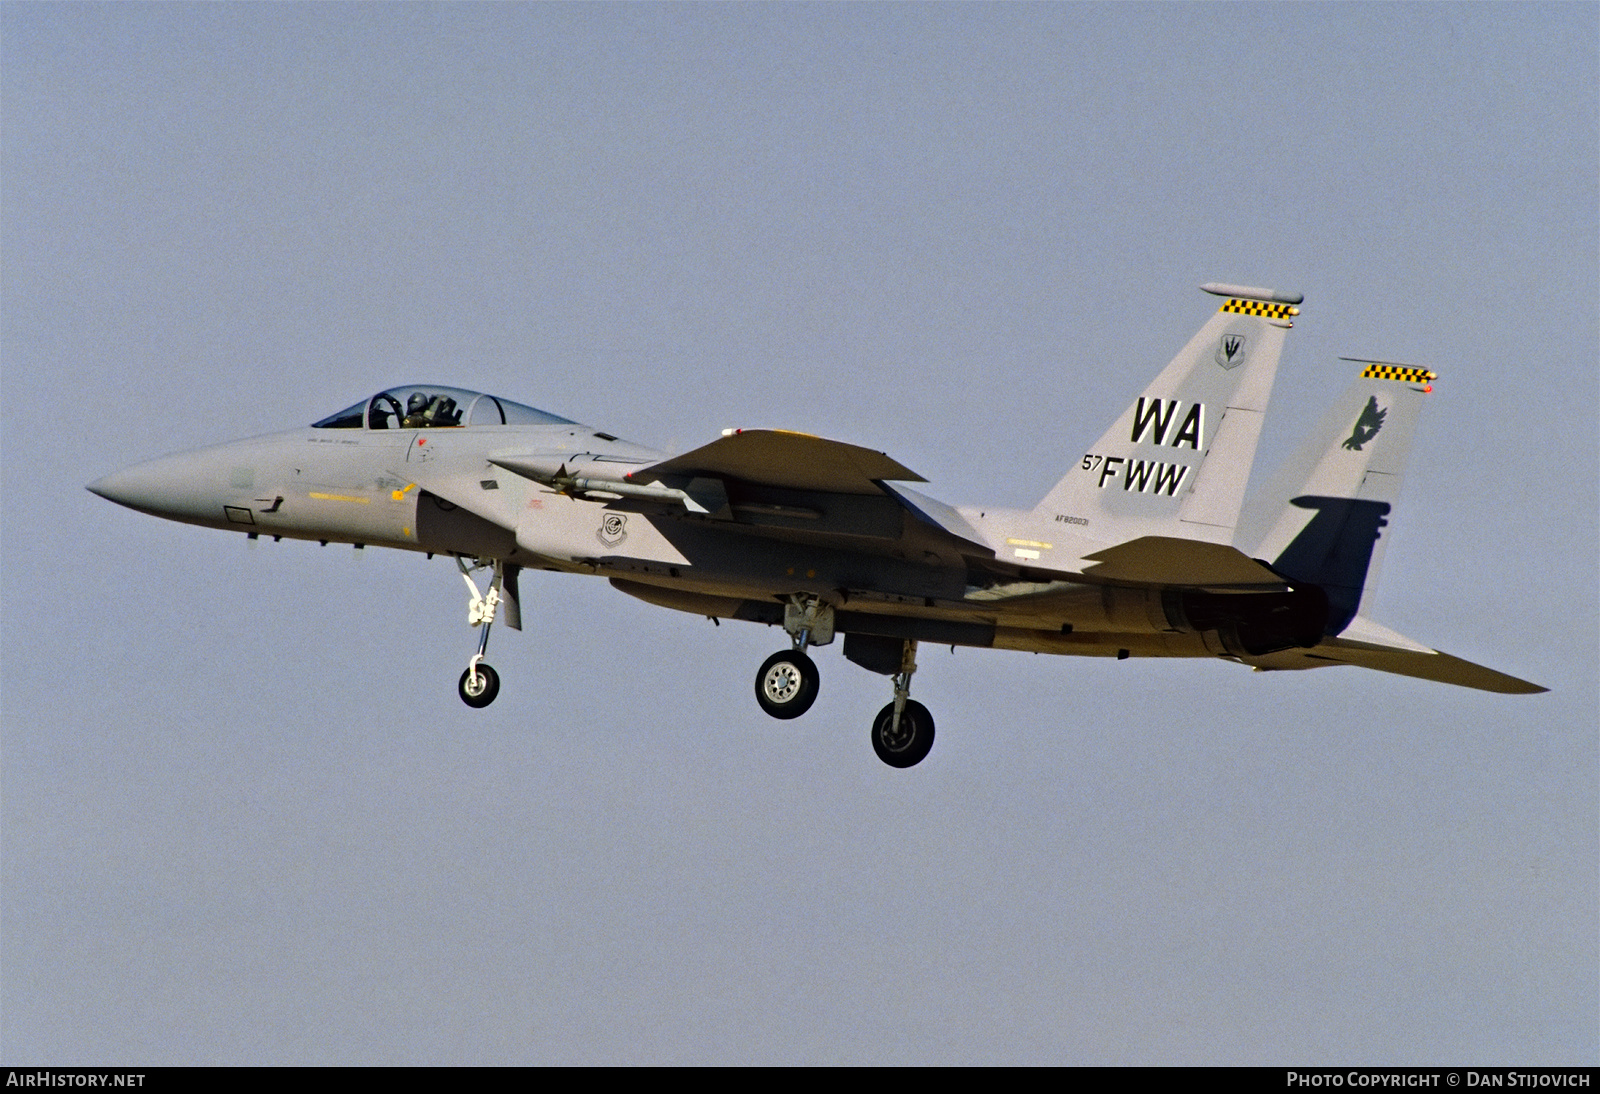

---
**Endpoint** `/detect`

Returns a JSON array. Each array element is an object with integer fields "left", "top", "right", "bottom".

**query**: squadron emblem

[
  {"left": 597, "top": 512, "right": 628, "bottom": 547},
  {"left": 1214, "top": 333, "right": 1248, "bottom": 370},
  {"left": 1342, "top": 396, "right": 1387, "bottom": 451}
]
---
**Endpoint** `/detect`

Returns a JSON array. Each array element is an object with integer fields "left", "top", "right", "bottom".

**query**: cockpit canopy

[{"left": 313, "top": 385, "right": 576, "bottom": 430}]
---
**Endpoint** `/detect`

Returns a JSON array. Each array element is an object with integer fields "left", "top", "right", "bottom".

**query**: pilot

[{"left": 402, "top": 392, "right": 431, "bottom": 428}]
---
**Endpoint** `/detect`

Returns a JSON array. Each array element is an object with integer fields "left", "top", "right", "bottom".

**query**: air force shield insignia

[
  {"left": 1215, "top": 332, "right": 1248, "bottom": 370},
  {"left": 597, "top": 512, "right": 628, "bottom": 547}
]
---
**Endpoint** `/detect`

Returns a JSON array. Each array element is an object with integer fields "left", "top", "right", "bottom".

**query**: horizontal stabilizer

[
  {"left": 1079, "top": 535, "right": 1286, "bottom": 587},
  {"left": 1318, "top": 643, "right": 1547, "bottom": 694},
  {"left": 1242, "top": 616, "right": 1546, "bottom": 694},
  {"left": 636, "top": 429, "right": 924, "bottom": 495}
]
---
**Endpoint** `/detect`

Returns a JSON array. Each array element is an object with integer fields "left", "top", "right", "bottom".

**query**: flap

[{"left": 634, "top": 429, "right": 924, "bottom": 495}]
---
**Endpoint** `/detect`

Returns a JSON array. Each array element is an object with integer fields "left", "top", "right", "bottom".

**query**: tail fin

[
  {"left": 1034, "top": 283, "right": 1299, "bottom": 545},
  {"left": 1237, "top": 360, "right": 1436, "bottom": 634}
]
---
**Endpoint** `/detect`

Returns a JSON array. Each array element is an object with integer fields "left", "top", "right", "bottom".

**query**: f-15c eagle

[{"left": 88, "top": 283, "right": 1545, "bottom": 768}]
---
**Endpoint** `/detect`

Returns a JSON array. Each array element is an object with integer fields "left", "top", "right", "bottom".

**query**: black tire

[
  {"left": 459, "top": 663, "right": 500, "bottom": 708},
  {"left": 871, "top": 699, "right": 935, "bottom": 768},
  {"left": 754, "top": 649, "right": 819, "bottom": 719}
]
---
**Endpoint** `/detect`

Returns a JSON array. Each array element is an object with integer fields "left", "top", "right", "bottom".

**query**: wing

[
  {"left": 1076, "top": 535, "right": 1285, "bottom": 587},
  {"left": 632, "top": 429, "right": 925, "bottom": 494},
  {"left": 632, "top": 430, "right": 998, "bottom": 561},
  {"left": 482, "top": 427, "right": 987, "bottom": 566}
]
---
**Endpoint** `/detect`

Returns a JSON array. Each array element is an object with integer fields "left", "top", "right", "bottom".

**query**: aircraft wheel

[
  {"left": 871, "top": 700, "right": 935, "bottom": 768},
  {"left": 459, "top": 663, "right": 500, "bottom": 708},
  {"left": 755, "top": 650, "right": 819, "bottom": 719}
]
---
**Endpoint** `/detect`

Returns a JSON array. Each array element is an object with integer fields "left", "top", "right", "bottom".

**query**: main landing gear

[
  {"left": 870, "top": 640, "right": 934, "bottom": 769},
  {"left": 752, "top": 597, "right": 935, "bottom": 768},
  {"left": 754, "top": 595, "right": 829, "bottom": 719},
  {"left": 457, "top": 558, "right": 512, "bottom": 708}
]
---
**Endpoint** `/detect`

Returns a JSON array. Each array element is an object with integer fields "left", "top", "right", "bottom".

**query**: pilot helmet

[{"left": 406, "top": 392, "right": 429, "bottom": 414}]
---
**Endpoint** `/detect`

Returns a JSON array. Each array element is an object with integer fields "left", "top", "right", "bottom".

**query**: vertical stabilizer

[
  {"left": 1237, "top": 360, "right": 1437, "bottom": 633},
  {"left": 1033, "top": 284, "right": 1298, "bottom": 545}
]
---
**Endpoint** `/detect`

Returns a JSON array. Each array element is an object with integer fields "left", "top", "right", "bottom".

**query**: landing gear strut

[
  {"left": 457, "top": 558, "right": 507, "bottom": 708},
  {"left": 871, "top": 639, "right": 934, "bottom": 768},
  {"left": 753, "top": 595, "right": 833, "bottom": 720}
]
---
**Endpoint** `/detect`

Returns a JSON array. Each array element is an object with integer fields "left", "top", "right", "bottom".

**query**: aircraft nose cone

[
  {"left": 86, "top": 449, "right": 232, "bottom": 523},
  {"left": 86, "top": 467, "right": 145, "bottom": 507}
]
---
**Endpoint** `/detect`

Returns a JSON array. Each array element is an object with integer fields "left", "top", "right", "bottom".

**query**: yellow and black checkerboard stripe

[
  {"left": 1220, "top": 299, "right": 1298, "bottom": 320},
  {"left": 1360, "top": 364, "right": 1437, "bottom": 384}
]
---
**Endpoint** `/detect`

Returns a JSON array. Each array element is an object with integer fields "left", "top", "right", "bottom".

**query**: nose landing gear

[
  {"left": 459, "top": 662, "right": 500, "bottom": 708},
  {"left": 457, "top": 558, "right": 513, "bottom": 708}
]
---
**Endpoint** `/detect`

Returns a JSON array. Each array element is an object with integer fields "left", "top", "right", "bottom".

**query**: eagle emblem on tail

[{"left": 1342, "top": 396, "right": 1386, "bottom": 451}]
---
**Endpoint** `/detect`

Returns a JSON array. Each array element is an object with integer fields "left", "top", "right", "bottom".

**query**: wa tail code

[{"left": 1131, "top": 397, "right": 1204, "bottom": 449}]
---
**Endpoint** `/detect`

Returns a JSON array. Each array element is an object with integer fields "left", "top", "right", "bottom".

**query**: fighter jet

[{"left": 87, "top": 284, "right": 1545, "bottom": 767}]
